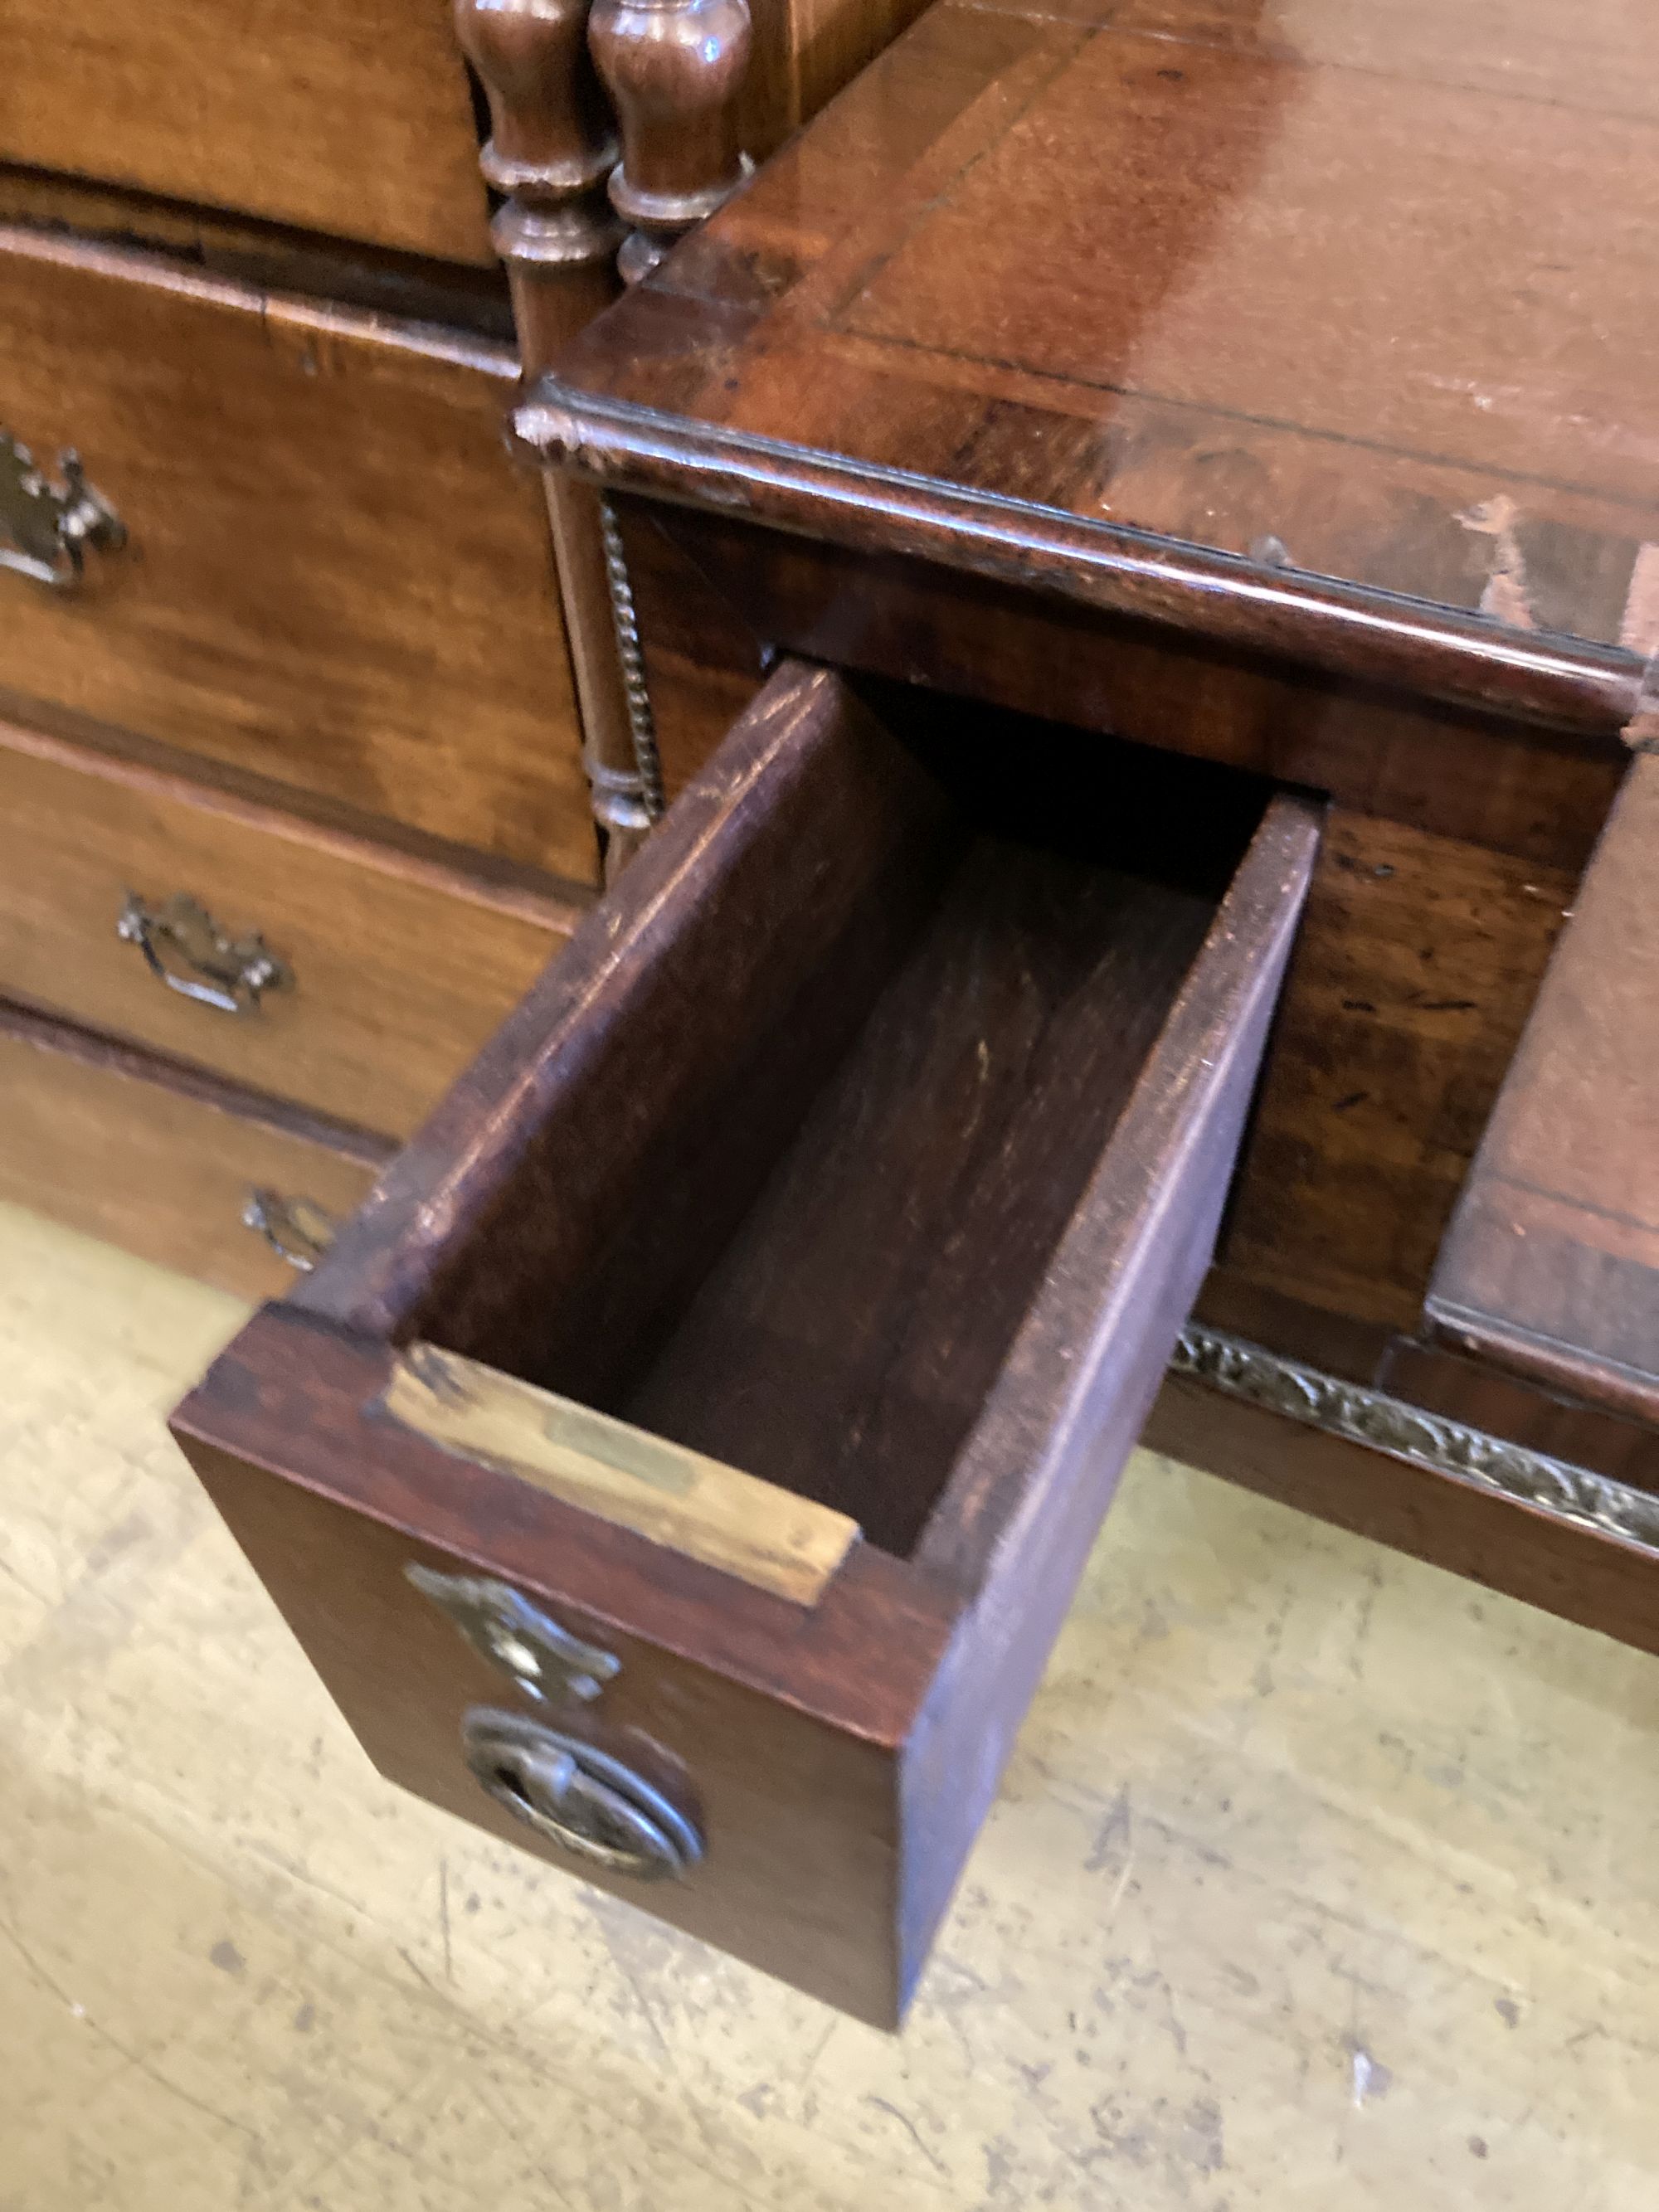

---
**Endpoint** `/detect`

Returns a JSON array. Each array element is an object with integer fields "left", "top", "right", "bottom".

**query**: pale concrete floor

[{"left": 2, "top": 1198, "right": 1657, "bottom": 2210}]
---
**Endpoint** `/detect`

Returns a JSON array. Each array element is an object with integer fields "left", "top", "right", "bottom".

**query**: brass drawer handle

[
  {"left": 242, "top": 1189, "right": 336, "bottom": 1272},
  {"left": 462, "top": 1709, "right": 703, "bottom": 1883},
  {"left": 1, "top": 429, "right": 126, "bottom": 589},
  {"left": 406, "top": 1566, "right": 621, "bottom": 1704},
  {"left": 118, "top": 892, "right": 293, "bottom": 1014}
]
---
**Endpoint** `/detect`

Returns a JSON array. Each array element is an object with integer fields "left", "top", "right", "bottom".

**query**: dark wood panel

[
  {"left": 1222, "top": 809, "right": 1578, "bottom": 1332},
  {"left": 1428, "top": 754, "right": 1659, "bottom": 1422},
  {"left": 0, "top": 167, "right": 515, "bottom": 335},
  {"left": 632, "top": 506, "right": 1623, "bottom": 868}
]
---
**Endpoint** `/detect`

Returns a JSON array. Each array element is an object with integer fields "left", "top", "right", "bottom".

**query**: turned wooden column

[
  {"left": 589, "top": 0, "right": 754, "bottom": 284},
  {"left": 455, "top": 0, "right": 656, "bottom": 877}
]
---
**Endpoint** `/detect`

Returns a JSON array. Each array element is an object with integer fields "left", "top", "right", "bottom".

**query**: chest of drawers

[
  {"left": 2, "top": 0, "right": 927, "bottom": 1289},
  {"left": 168, "top": 0, "right": 1659, "bottom": 2020}
]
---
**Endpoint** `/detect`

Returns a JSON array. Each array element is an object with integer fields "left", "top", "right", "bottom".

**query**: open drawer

[{"left": 171, "top": 662, "right": 1320, "bottom": 2025}]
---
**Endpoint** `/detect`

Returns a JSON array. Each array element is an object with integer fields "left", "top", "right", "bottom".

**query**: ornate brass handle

[
  {"left": 118, "top": 892, "right": 293, "bottom": 1014},
  {"left": 242, "top": 1189, "right": 336, "bottom": 1272},
  {"left": 1, "top": 429, "right": 126, "bottom": 589},
  {"left": 406, "top": 1566, "right": 621, "bottom": 1704},
  {"left": 462, "top": 1709, "right": 702, "bottom": 1881}
]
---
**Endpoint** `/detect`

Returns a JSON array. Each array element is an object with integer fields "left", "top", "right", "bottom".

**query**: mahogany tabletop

[{"left": 529, "top": 0, "right": 1659, "bottom": 734}]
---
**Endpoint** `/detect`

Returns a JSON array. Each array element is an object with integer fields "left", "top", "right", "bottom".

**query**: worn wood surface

[
  {"left": 1428, "top": 752, "right": 1659, "bottom": 1422},
  {"left": 0, "top": 0, "right": 496, "bottom": 263},
  {"left": 0, "top": 226, "right": 598, "bottom": 883},
  {"left": 0, "top": 999, "right": 389, "bottom": 1300},
  {"left": 380, "top": 1343, "right": 860, "bottom": 1604},
  {"left": 534, "top": 0, "right": 1659, "bottom": 731},
  {"left": 0, "top": 714, "right": 581, "bottom": 1137},
  {"left": 172, "top": 661, "right": 1317, "bottom": 2016},
  {"left": 12, "top": 1198, "right": 1659, "bottom": 2205}
]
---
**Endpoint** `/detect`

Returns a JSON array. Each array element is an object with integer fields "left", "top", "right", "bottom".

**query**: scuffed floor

[{"left": 1, "top": 1196, "right": 1656, "bottom": 2209}]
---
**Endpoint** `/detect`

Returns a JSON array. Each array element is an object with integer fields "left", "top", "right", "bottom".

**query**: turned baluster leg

[
  {"left": 455, "top": 0, "right": 656, "bottom": 878},
  {"left": 589, "top": 0, "right": 754, "bottom": 286}
]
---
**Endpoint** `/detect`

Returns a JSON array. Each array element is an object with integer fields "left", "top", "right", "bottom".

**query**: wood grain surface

[
  {"left": 0, "top": 715, "right": 581, "bottom": 1137},
  {"left": 1219, "top": 809, "right": 1578, "bottom": 1332},
  {"left": 534, "top": 0, "right": 1659, "bottom": 729},
  {"left": 0, "top": 999, "right": 390, "bottom": 1300},
  {"left": 0, "top": 227, "right": 598, "bottom": 882},
  {"left": 0, "top": 0, "right": 497, "bottom": 263}
]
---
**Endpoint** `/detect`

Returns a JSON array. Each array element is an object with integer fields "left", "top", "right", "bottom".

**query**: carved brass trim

[
  {"left": 1170, "top": 1322, "right": 1659, "bottom": 1556},
  {"left": 598, "top": 493, "right": 665, "bottom": 822},
  {"left": 1, "top": 430, "right": 126, "bottom": 589},
  {"left": 118, "top": 892, "right": 293, "bottom": 1014}
]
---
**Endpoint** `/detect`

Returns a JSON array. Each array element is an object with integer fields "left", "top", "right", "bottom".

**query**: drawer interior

[
  {"left": 333, "top": 672, "right": 1280, "bottom": 1561},
  {"left": 182, "top": 658, "right": 1317, "bottom": 2022}
]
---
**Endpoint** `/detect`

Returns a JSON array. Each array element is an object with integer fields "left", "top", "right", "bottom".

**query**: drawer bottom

[{"left": 0, "top": 999, "right": 390, "bottom": 1299}]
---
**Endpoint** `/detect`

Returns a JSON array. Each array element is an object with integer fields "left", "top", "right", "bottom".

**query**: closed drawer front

[
  {"left": 173, "top": 664, "right": 1321, "bottom": 2023},
  {"left": 0, "top": 999, "right": 388, "bottom": 1301},
  {"left": 0, "top": 717, "right": 582, "bottom": 1139},
  {"left": 0, "top": 228, "right": 599, "bottom": 887},
  {"left": 0, "top": 0, "right": 494, "bottom": 264}
]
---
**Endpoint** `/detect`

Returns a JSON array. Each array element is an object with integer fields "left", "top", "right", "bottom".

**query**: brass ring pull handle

[
  {"left": 118, "top": 892, "right": 293, "bottom": 1014},
  {"left": 242, "top": 1189, "right": 336, "bottom": 1272},
  {"left": 462, "top": 1709, "right": 703, "bottom": 1882},
  {"left": 1, "top": 429, "right": 126, "bottom": 589}
]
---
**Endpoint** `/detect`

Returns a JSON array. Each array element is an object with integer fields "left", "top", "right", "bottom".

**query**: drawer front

[
  {"left": 0, "top": 0, "right": 494, "bottom": 265},
  {"left": 173, "top": 663, "right": 1321, "bottom": 2022},
  {"left": 0, "top": 229, "right": 599, "bottom": 887},
  {"left": 0, "top": 719, "right": 580, "bottom": 1139},
  {"left": 0, "top": 1001, "right": 387, "bottom": 1300}
]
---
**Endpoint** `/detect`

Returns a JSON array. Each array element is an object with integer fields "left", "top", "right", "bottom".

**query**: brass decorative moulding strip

[{"left": 1171, "top": 1322, "right": 1659, "bottom": 1557}]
